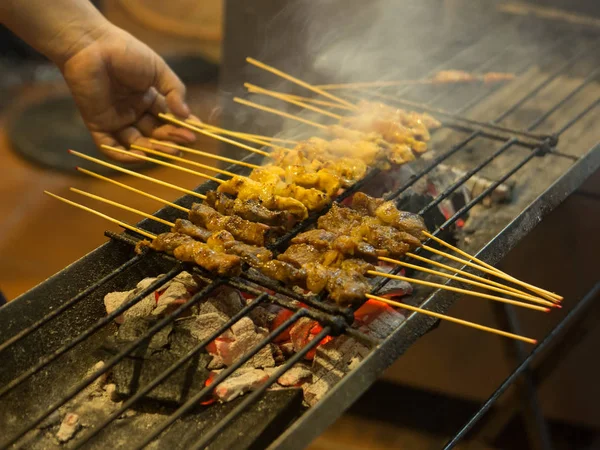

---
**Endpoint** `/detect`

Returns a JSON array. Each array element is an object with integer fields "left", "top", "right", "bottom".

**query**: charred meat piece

[
  {"left": 135, "top": 232, "right": 194, "bottom": 254},
  {"left": 206, "top": 229, "right": 236, "bottom": 252},
  {"left": 357, "top": 220, "right": 412, "bottom": 257},
  {"left": 172, "top": 219, "right": 213, "bottom": 242},
  {"left": 326, "top": 269, "right": 372, "bottom": 306},
  {"left": 224, "top": 241, "right": 273, "bottom": 267},
  {"left": 332, "top": 235, "right": 385, "bottom": 259},
  {"left": 277, "top": 244, "right": 324, "bottom": 268},
  {"left": 303, "top": 262, "right": 330, "bottom": 293},
  {"left": 317, "top": 204, "right": 363, "bottom": 235},
  {"left": 205, "top": 191, "right": 289, "bottom": 227},
  {"left": 340, "top": 258, "right": 376, "bottom": 276},
  {"left": 189, "top": 203, "right": 270, "bottom": 246},
  {"left": 351, "top": 192, "right": 385, "bottom": 216},
  {"left": 173, "top": 241, "right": 242, "bottom": 277},
  {"left": 258, "top": 260, "right": 306, "bottom": 285},
  {"left": 290, "top": 229, "right": 338, "bottom": 249}
]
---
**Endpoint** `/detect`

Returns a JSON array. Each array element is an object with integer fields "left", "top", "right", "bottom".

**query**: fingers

[
  {"left": 153, "top": 56, "right": 190, "bottom": 117},
  {"left": 92, "top": 132, "right": 147, "bottom": 163},
  {"left": 136, "top": 113, "right": 196, "bottom": 144}
]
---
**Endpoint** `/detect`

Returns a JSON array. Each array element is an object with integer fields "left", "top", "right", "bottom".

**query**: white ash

[
  {"left": 212, "top": 368, "right": 269, "bottom": 402},
  {"left": 56, "top": 412, "right": 80, "bottom": 443},
  {"left": 179, "top": 311, "right": 229, "bottom": 342},
  {"left": 153, "top": 281, "right": 189, "bottom": 316},
  {"left": 172, "top": 271, "right": 199, "bottom": 290},
  {"left": 207, "top": 354, "right": 225, "bottom": 370},
  {"left": 303, "top": 336, "right": 370, "bottom": 406},
  {"left": 277, "top": 363, "right": 312, "bottom": 387},
  {"left": 289, "top": 317, "right": 317, "bottom": 352},
  {"left": 216, "top": 317, "right": 275, "bottom": 369},
  {"left": 279, "top": 342, "right": 295, "bottom": 356}
]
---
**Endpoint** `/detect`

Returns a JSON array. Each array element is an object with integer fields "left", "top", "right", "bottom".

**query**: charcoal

[
  {"left": 112, "top": 349, "right": 211, "bottom": 405},
  {"left": 172, "top": 270, "right": 201, "bottom": 290},
  {"left": 116, "top": 317, "right": 172, "bottom": 351},
  {"left": 56, "top": 413, "right": 80, "bottom": 442},
  {"left": 289, "top": 317, "right": 317, "bottom": 353},
  {"left": 213, "top": 368, "right": 269, "bottom": 402},
  {"left": 277, "top": 363, "right": 312, "bottom": 387},
  {"left": 153, "top": 281, "right": 189, "bottom": 316},
  {"left": 248, "top": 305, "right": 276, "bottom": 329},
  {"left": 216, "top": 318, "right": 275, "bottom": 369},
  {"left": 180, "top": 312, "right": 229, "bottom": 342}
]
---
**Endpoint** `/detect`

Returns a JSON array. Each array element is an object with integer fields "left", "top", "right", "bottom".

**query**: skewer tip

[{"left": 544, "top": 308, "right": 551, "bottom": 313}]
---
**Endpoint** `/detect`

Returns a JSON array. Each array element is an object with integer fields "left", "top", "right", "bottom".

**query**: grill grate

[{"left": 1, "top": 12, "right": 599, "bottom": 450}]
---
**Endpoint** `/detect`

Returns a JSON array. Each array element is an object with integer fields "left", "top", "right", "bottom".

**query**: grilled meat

[
  {"left": 351, "top": 192, "right": 427, "bottom": 240},
  {"left": 173, "top": 240, "right": 242, "bottom": 277},
  {"left": 291, "top": 229, "right": 338, "bottom": 249},
  {"left": 258, "top": 260, "right": 306, "bottom": 285},
  {"left": 172, "top": 219, "right": 213, "bottom": 241},
  {"left": 291, "top": 229, "right": 383, "bottom": 259},
  {"left": 224, "top": 241, "right": 273, "bottom": 267},
  {"left": 317, "top": 204, "right": 363, "bottom": 235},
  {"left": 278, "top": 243, "right": 324, "bottom": 268},
  {"left": 189, "top": 203, "right": 270, "bottom": 246},
  {"left": 326, "top": 268, "right": 372, "bottom": 305},
  {"left": 205, "top": 191, "right": 288, "bottom": 227},
  {"left": 135, "top": 232, "right": 194, "bottom": 254}
]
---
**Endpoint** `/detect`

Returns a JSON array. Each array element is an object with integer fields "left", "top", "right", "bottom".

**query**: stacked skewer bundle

[{"left": 46, "top": 58, "right": 560, "bottom": 345}]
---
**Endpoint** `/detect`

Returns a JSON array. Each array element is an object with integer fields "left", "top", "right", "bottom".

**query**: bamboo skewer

[
  {"left": 147, "top": 140, "right": 260, "bottom": 170},
  {"left": 100, "top": 145, "right": 224, "bottom": 184},
  {"left": 421, "top": 244, "right": 561, "bottom": 305},
  {"left": 130, "top": 145, "right": 238, "bottom": 178},
  {"left": 44, "top": 191, "right": 157, "bottom": 240},
  {"left": 245, "top": 83, "right": 343, "bottom": 119},
  {"left": 316, "top": 79, "right": 443, "bottom": 90},
  {"left": 378, "top": 257, "right": 555, "bottom": 308},
  {"left": 70, "top": 188, "right": 175, "bottom": 228},
  {"left": 68, "top": 150, "right": 206, "bottom": 200},
  {"left": 158, "top": 113, "right": 270, "bottom": 157},
  {"left": 281, "top": 94, "right": 355, "bottom": 111},
  {"left": 366, "top": 294, "right": 537, "bottom": 345},
  {"left": 184, "top": 122, "right": 299, "bottom": 145},
  {"left": 404, "top": 252, "right": 544, "bottom": 304},
  {"left": 186, "top": 119, "right": 297, "bottom": 148},
  {"left": 234, "top": 97, "right": 328, "bottom": 130},
  {"left": 246, "top": 57, "right": 358, "bottom": 110},
  {"left": 422, "top": 231, "right": 562, "bottom": 302},
  {"left": 76, "top": 167, "right": 189, "bottom": 213},
  {"left": 368, "top": 270, "right": 550, "bottom": 313}
]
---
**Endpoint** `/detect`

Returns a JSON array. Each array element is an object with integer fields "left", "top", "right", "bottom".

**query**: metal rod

[
  {"left": 0, "top": 254, "right": 143, "bottom": 353},
  {"left": 191, "top": 327, "right": 332, "bottom": 449},
  {"left": 132, "top": 309, "right": 309, "bottom": 449},
  {"left": 556, "top": 98, "right": 600, "bottom": 137},
  {"left": 442, "top": 282, "right": 600, "bottom": 449},
  {"left": 74, "top": 293, "right": 270, "bottom": 448},
  {"left": 0, "top": 266, "right": 186, "bottom": 448}
]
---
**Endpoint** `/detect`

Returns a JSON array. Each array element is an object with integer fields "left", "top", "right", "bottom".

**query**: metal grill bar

[
  {"left": 556, "top": 98, "right": 599, "bottom": 136},
  {"left": 0, "top": 264, "right": 181, "bottom": 400},
  {"left": 0, "top": 254, "right": 143, "bottom": 353},
  {"left": 191, "top": 327, "right": 332, "bottom": 449},
  {"left": 74, "top": 293, "right": 270, "bottom": 448},
  {"left": 442, "top": 282, "right": 600, "bottom": 449},
  {"left": 132, "top": 309, "right": 309, "bottom": 449}
]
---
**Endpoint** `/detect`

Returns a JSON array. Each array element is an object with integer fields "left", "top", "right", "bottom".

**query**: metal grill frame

[{"left": 1, "top": 13, "right": 600, "bottom": 450}]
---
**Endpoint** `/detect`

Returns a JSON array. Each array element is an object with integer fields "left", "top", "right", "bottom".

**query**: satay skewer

[
  {"left": 130, "top": 145, "right": 238, "bottom": 178},
  {"left": 100, "top": 145, "right": 224, "bottom": 184},
  {"left": 185, "top": 120, "right": 286, "bottom": 149},
  {"left": 44, "top": 191, "right": 157, "bottom": 240},
  {"left": 368, "top": 270, "right": 550, "bottom": 313},
  {"left": 158, "top": 113, "right": 270, "bottom": 157},
  {"left": 404, "top": 252, "right": 544, "bottom": 304},
  {"left": 422, "top": 231, "right": 563, "bottom": 302},
  {"left": 245, "top": 57, "right": 358, "bottom": 110},
  {"left": 68, "top": 150, "right": 207, "bottom": 200},
  {"left": 234, "top": 97, "right": 328, "bottom": 130},
  {"left": 148, "top": 139, "right": 260, "bottom": 170},
  {"left": 76, "top": 168, "right": 189, "bottom": 213},
  {"left": 366, "top": 294, "right": 537, "bottom": 345},
  {"left": 244, "top": 83, "right": 343, "bottom": 119},
  {"left": 69, "top": 188, "right": 176, "bottom": 228},
  {"left": 279, "top": 94, "right": 356, "bottom": 111},
  {"left": 378, "top": 257, "right": 555, "bottom": 308}
]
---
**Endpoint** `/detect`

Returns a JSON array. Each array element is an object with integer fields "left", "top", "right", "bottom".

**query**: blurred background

[{"left": 0, "top": 0, "right": 599, "bottom": 448}]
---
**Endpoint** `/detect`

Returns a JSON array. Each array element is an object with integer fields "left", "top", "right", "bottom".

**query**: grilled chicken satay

[
  {"left": 290, "top": 229, "right": 384, "bottom": 260},
  {"left": 189, "top": 203, "right": 271, "bottom": 246},
  {"left": 135, "top": 232, "right": 242, "bottom": 277},
  {"left": 351, "top": 192, "right": 427, "bottom": 240},
  {"left": 204, "top": 191, "right": 289, "bottom": 227}
]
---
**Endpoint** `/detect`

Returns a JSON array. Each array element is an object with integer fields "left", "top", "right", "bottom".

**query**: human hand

[{"left": 59, "top": 23, "right": 197, "bottom": 162}]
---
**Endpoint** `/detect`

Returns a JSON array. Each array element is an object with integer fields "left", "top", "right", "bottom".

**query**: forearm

[{"left": 0, "top": 0, "right": 111, "bottom": 67}]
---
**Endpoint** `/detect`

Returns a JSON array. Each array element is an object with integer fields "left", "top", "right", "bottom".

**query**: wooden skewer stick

[
  {"left": 185, "top": 120, "right": 294, "bottom": 149},
  {"left": 366, "top": 294, "right": 537, "bottom": 345},
  {"left": 281, "top": 94, "right": 355, "bottom": 111},
  {"left": 367, "top": 270, "right": 550, "bottom": 313},
  {"left": 316, "top": 79, "right": 438, "bottom": 90},
  {"left": 184, "top": 121, "right": 299, "bottom": 145},
  {"left": 158, "top": 113, "right": 270, "bottom": 157},
  {"left": 378, "top": 256, "right": 556, "bottom": 308},
  {"left": 100, "top": 145, "right": 224, "bottom": 184},
  {"left": 420, "top": 244, "right": 561, "bottom": 305},
  {"left": 70, "top": 188, "right": 175, "bottom": 227},
  {"left": 422, "top": 231, "right": 563, "bottom": 302},
  {"left": 246, "top": 57, "right": 358, "bottom": 110},
  {"left": 404, "top": 251, "right": 545, "bottom": 304},
  {"left": 148, "top": 140, "right": 261, "bottom": 169},
  {"left": 76, "top": 167, "right": 189, "bottom": 213},
  {"left": 44, "top": 191, "right": 157, "bottom": 240},
  {"left": 68, "top": 150, "right": 206, "bottom": 200},
  {"left": 245, "top": 83, "right": 343, "bottom": 119},
  {"left": 130, "top": 145, "right": 238, "bottom": 178},
  {"left": 234, "top": 97, "right": 328, "bottom": 130}
]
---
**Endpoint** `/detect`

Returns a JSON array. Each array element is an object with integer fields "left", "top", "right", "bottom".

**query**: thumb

[{"left": 154, "top": 57, "right": 190, "bottom": 117}]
